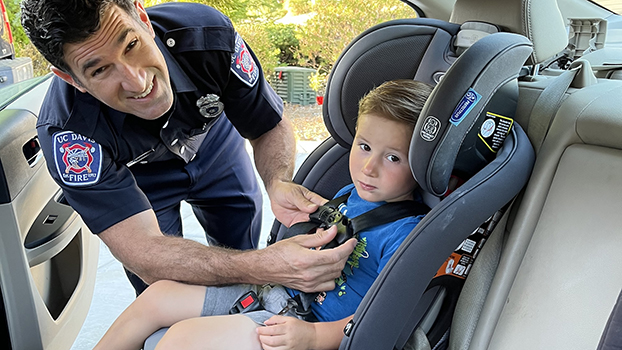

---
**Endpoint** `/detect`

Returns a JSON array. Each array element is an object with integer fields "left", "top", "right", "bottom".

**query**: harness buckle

[
  {"left": 229, "top": 291, "right": 264, "bottom": 314},
  {"left": 310, "top": 205, "right": 354, "bottom": 249}
]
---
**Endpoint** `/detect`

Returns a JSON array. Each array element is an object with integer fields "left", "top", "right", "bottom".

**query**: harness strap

[
  {"left": 278, "top": 190, "right": 430, "bottom": 317},
  {"left": 283, "top": 192, "right": 430, "bottom": 242}
]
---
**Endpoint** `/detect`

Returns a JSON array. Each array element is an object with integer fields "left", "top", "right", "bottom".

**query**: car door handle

[
  {"left": 24, "top": 190, "right": 81, "bottom": 267},
  {"left": 23, "top": 136, "right": 43, "bottom": 167}
]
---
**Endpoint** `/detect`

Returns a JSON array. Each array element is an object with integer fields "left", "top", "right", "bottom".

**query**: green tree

[
  {"left": 145, "top": 0, "right": 286, "bottom": 23},
  {"left": 297, "top": 0, "right": 417, "bottom": 72},
  {"left": 4, "top": 0, "right": 49, "bottom": 76}
]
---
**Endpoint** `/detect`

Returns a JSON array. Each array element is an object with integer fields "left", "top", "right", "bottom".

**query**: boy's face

[
  {"left": 349, "top": 113, "right": 418, "bottom": 203},
  {"left": 54, "top": 2, "right": 174, "bottom": 121}
]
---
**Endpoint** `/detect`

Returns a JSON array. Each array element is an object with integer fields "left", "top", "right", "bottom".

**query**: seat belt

[
  {"left": 528, "top": 66, "right": 580, "bottom": 153},
  {"left": 281, "top": 192, "right": 430, "bottom": 249},
  {"left": 276, "top": 191, "right": 430, "bottom": 317}
]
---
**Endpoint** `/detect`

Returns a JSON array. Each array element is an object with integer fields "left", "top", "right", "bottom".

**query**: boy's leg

[
  {"left": 94, "top": 280, "right": 206, "bottom": 350},
  {"left": 155, "top": 314, "right": 262, "bottom": 350}
]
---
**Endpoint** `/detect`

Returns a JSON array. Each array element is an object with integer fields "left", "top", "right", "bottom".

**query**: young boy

[{"left": 94, "top": 79, "right": 433, "bottom": 350}]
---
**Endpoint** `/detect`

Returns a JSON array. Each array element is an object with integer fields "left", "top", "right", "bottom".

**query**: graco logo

[
  {"left": 450, "top": 88, "right": 481, "bottom": 126},
  {"left": 420, "top": 116, "right": 441, "bottom": 142}
]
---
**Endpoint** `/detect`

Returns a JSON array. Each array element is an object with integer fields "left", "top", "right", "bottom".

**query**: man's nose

[{"left": 119, "top": 63, "right": 147, "bottom": 92}]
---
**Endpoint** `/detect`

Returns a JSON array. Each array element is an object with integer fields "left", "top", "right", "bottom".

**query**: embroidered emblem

[
  {"left": 53, "top": 131, "right": 102, "bottom": 186},
  {"left": 230, "top": 32, "right": 259, "bottom": 87},
  {"left": 196, "top": 94, "right": 224, "bottom": 118}
]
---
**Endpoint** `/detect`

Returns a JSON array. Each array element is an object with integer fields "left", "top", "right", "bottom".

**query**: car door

[{"left": 0, "top": 75, "right": 99, "bottom": 350}]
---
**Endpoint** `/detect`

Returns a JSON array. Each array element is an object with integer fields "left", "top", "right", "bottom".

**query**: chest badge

[{"left": 196, "top": 94, "right": 224, "bottom": 118}]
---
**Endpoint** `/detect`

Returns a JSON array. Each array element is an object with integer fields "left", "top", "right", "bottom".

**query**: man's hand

[
  {"left": 255, "top": 226, "right": 357, "bottom": 292},
  {"left": 268, "top": 180, "right": 327, "bottom": 227}
]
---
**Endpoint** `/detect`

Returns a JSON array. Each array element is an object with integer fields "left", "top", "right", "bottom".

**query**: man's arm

[
  {"left": 99, "top": 210, "right": 356, "bottom": 292},
  {"left": 249, "top": 117, "right": 326, "bottom": 227}
]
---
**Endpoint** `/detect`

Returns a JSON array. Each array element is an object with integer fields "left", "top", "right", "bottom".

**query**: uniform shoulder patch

[
  {"left": 230, "top": 32, "right": 259, "bottom": 87},
  {"left": 53, "top": 130, "right": 103, "bottom": 186}
]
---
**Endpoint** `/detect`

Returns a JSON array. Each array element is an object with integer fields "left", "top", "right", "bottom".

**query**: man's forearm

[
  {"left": 124, "top": 235, "right": 252, "bottom": 285},
  {"left": 249, "top": 117, "right": 296, "bottom": 192},
  {"left": 99, "top": 210, "right": 267, "bottom": 286}
]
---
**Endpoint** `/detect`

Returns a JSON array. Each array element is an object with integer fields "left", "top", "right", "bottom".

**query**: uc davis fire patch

[
  {"left": 230, "top": 32, "right": 259, "bottom": 87},
  {"left": 53, "top": 131, "right": 102, "bottom": 186}
]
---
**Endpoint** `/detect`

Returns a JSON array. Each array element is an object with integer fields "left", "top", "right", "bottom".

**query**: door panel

[{"left": 0, "top": 76, "right": 98, "bottom": 349}]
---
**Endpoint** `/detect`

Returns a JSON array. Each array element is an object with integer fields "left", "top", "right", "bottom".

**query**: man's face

[
  {"left": 58, "top": 3, "right": 173, "bottom": 120},
  {"left": 349, "top": 113, "right": 418, "bottom": 203}
]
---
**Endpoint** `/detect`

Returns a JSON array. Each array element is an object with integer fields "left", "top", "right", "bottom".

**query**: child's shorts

[{"left": 201, "top": 283, "right": 303, "bottom": 325}]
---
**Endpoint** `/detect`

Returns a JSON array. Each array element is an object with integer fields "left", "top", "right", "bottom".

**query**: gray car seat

[
  {"left": 337, "top": 32, "right": 535, "bottom": 350},
  {"left": 269, "top": 16, "right": 462, "bottom": 243},
  {"left": 446, "top": 1, "right": 622, "bottom": 350}
]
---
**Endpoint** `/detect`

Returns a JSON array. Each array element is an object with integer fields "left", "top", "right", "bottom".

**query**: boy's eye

[
  {"left": 387, "top": 154, "right": 400, "bottom": 163},
  {"left": 359, "top": 143, "right": 371, "bottom": 152}
]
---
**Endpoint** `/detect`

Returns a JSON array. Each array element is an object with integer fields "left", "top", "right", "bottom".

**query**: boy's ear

[{"left": 51, "top": 66, "right": 87, "bottom": 93}]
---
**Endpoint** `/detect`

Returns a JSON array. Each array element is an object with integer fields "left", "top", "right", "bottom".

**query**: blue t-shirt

[{"left": 289, "top": 184, "right": 425, "bottom": 322}]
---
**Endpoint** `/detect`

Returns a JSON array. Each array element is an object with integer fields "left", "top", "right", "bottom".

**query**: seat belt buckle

[
  {"left": 310, "top": 205, "right": 354, "bottom": 249},
  {"left": 229, "top": 291, "right": 263, "bottom": 314}
]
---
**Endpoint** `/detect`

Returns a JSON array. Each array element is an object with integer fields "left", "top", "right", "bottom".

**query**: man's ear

[
  {"left": 51, "top": 66, "right": 87, "bottom": 93},
  {"left": 134, "top": 1, "right": 155, "bottom": 38}
]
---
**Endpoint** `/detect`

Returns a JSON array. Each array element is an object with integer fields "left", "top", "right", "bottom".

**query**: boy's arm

[{"left": 257, "top": 315, "right": 352, "bottom": 350}]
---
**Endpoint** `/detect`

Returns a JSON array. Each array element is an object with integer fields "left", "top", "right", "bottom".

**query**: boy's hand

[{"left": 257, "top": 315, "right": 316, "bottom": 350}]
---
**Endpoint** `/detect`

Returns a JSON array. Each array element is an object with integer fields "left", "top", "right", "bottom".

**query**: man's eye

[
  {"left": 92, "top": 66, "right": 107, "bottom": 77},
  {"left": 387, "top": 154, "right": 400, "bottom": 163},
  {"left": 126, "top": 39, "right": 138, "bottom": 52}
]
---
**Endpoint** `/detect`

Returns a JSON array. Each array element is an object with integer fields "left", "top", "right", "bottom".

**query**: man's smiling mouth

[{"left": 133, "top": 80, "right": 154, "bottom": 99}]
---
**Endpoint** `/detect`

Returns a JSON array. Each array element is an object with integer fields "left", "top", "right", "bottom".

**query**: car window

[{"left": 0, "top": 75, "right": 49, "bottom": 110}]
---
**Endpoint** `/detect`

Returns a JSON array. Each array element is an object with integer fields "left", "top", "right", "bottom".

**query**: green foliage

[
  {"left": 8, "top": 0, "right": 417, "bottom": 81},
  {"left": 146, "top": 0, "right": 286, "bottom": 22},
  {"left": 265, "top": 23, "right": 299, "bottom": 66},
  {"left": 287, "top": 0, "right": 313, "bottom": 15},
  {"left": 4, "top": 0, "right": 28, "bottom": 49},
  {"left": 296, "top": 0, "right": 417, "bottom": 71}
]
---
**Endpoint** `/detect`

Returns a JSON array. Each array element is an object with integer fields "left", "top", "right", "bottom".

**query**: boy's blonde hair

[{"left": 357, "top": 79, "right": 433, "bottom": 126}]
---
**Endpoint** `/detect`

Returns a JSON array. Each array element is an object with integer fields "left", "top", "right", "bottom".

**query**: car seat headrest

[
  {"left": 410, "top": 32, "right": 533, "bottom": 197},
  {"left": 450, "top": 0, "right": 567, "bottom": 66},
  {"left": 322, "top": 19, "right": 461, "bottom": 149}
]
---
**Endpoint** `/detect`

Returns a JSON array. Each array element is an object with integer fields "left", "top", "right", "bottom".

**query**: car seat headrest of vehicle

[
  {"left": 410, "top": 32, "right": 533, "bottom": 197},
  {"left": 450, "top": 0, "right": 567, "bottom": 65}
]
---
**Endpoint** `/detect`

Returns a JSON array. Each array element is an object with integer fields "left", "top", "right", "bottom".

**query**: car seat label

[
  {"left": 231, "top": 32, "right": 259, "bottom": 87},
  {"left": 478, "top": 112, "right": 514, "bottom": 153},
  {"left": 434, "top": 214, "right": 494, "bottom": 280},
  {"left": 450, "top": 88, "right": 481, "bottom": 126},
  {"left": 420, "top": 116, "right": 442, "bottom": 142},
  {"left": 53, "top": 131, "right": 102, "bottom": 186}
]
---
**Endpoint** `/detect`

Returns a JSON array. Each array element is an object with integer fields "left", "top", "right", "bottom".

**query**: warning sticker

[
  {"left": 434, "top": 214, "right": 495, "bottom": 280},
  {"left": 478, "top": 112, "right": 514, "bottom": 153}
]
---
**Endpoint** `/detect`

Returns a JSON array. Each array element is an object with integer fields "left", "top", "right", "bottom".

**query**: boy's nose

[{"left": 362, "top": 157, "right": 378, "bottom": 177}]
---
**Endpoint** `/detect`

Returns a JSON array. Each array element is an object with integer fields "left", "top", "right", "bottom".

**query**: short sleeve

[{"left": 37, "top": 124, "right": 152, "bottom": 234}]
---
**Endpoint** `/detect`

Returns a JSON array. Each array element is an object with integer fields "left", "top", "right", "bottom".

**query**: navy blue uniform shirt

[{"left": 36, "top": 3, "right": 283, "bottom": 233}]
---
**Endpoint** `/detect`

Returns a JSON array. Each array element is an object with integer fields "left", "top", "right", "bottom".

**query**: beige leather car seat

[{"left": 447, "top": 1, "right": 622, "bottom": 350}]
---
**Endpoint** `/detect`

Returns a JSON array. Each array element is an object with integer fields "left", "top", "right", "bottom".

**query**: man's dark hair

[{"left": 21, "top": 0, "right": 138, "bottom": 76}]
